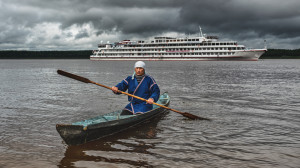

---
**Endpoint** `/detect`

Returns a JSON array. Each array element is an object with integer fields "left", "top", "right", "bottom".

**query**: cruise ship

[{"left": 90, "top": 28, "right": 267, "bottom": 61}]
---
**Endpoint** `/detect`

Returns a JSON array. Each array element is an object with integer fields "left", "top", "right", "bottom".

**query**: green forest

[{"left": 0, "top": 49, "right": 299, "bottom": 59}]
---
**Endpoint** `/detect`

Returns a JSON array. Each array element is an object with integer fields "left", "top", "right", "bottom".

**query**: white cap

[{"left": 134, "top": 61, "right": 145, "bottom": 69}]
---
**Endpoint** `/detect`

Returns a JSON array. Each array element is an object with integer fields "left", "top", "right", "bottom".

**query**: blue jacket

[{"left": 116, "top": 74, "right": 160, "bottom": 114}]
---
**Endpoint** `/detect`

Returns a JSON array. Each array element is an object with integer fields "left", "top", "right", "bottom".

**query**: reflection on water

[{"left": 59, "top": 114, "right": 166, "bottom": 168}]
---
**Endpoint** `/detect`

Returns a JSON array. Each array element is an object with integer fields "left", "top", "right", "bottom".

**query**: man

[{"left": 112, "top": 61, "right": 160, "bottom": 115}]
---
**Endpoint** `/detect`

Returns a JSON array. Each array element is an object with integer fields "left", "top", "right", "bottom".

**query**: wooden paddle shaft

[
  {"left": 90, "top": 81, "right": 184, "bottom": 115},
  {"left": 92, "top": 81, "right": 210, "bottom": 120}
]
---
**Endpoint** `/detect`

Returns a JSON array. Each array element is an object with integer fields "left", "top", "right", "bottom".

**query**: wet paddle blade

[
  {"left": 182, "top": 112, "right": 211, "bottom": 120},
  {"left": 57, "top": 70, "right": 91, "bottom": 83}
]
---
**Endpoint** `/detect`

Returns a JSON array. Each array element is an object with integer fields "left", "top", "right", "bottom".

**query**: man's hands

[
  {"left": 112, "top": 86, "right": 154, "bottom": 104},
  {"left": 147, "top": 98, "right": 154, "bottom": 104},
  {"left": 112, "top": 86, "right": 119, "bottom": 94}
]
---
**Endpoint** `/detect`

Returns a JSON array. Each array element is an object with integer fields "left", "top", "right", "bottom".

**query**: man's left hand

[{"left": 147, "top": 98, "right": 154, "bottom": 104}]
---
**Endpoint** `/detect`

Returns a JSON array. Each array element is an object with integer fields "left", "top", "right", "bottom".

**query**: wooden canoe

[{"left": 56, "top": 92, "right": 170, "bottom": 145}]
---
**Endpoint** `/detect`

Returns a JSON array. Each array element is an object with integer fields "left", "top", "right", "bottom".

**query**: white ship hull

[{"left": 90, "top": 49, "right": 266, "bottom": 61}]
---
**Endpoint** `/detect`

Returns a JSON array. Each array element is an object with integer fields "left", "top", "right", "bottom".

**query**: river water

[{"left": 0, "top": 59, "right": 299, "bottom": 168}]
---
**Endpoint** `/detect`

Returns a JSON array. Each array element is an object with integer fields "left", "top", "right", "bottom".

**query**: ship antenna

[
  {"left": 264, "top": 39, "right": 267, "bottom": 49},
  {"left": 199, "top": 26, "right": 204, "bottom": 37}
]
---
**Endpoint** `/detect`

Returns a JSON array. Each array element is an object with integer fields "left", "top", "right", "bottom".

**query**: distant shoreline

[
  {"left": 260, "top": 49, "right": 300, "bottom": 59},
  {"left": 0, "top": 50, "right": 91, "bottom": 59},
  {"left": 0, "top": 49, "right": 299, "bottom": 59}
]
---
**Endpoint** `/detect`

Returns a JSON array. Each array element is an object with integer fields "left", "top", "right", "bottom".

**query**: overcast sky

[{"left": 1, "top": 0, "right": 300, "bottom": 50}]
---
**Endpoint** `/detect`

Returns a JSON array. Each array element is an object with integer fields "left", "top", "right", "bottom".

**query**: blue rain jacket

[{"left": 115, "top": 74, "right": 160, "bottom": 114}]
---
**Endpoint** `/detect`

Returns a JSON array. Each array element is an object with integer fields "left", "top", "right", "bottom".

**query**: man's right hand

[{"left": 112, "top": 86, "right": 119, "bottom": 94}]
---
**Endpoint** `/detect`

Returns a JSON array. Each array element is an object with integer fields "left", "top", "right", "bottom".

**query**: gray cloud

[
  {"left": 0, "top": 0, "right": 299, "bottom": 50},
  {"left": 75, "top": 29, "right": 89, "bottom": 39}
]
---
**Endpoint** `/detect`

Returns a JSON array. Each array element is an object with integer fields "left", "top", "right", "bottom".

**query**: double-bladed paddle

[{"left": 57, "top": 70, "right": 210, "bottom": 120}]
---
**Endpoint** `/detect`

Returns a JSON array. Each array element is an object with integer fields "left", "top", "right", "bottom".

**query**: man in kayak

[{"left": 112, "top": 61, "right": 160, "bottom": 115}]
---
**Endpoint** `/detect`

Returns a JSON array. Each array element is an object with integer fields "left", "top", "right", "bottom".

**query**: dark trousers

[{"left": 120, "top": 109, "right": 133, "bottom": 115}]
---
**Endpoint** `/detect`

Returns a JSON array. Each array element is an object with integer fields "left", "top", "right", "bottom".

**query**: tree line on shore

[
  {"left": 0, "top": 50, "right": 92, "bottom": 59},
  {"left": 0, "top": 49, "right": 299, "bottom": 59},
  {"left": 261, "top": 49, "right": 300, "bottom": 59}
]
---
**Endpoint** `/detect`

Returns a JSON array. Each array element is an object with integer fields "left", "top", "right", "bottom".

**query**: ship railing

[{"left": 99, "top": 47, "right": 242, "bottom": 54}]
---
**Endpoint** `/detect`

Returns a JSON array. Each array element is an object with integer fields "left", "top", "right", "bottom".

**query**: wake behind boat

[
  {"left": 56, "top": 93, "right": 170, "bottom": 145},
  {"left": 91, "top": 27, "right": 267, "bottom": 61}
]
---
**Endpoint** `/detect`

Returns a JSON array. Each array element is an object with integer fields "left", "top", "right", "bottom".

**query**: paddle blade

[
  {"left": 57, "top": 70, "right": 91, "bottom": 83},
  {"left": 182, "top": 112, "right": 211, "bottom": 121}
]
